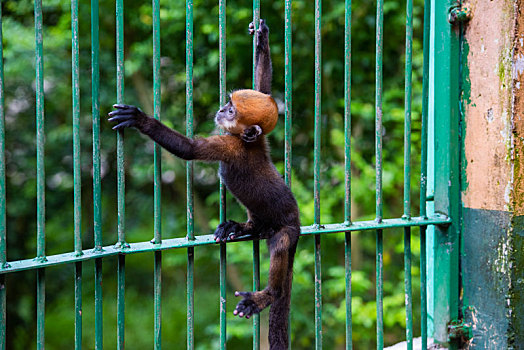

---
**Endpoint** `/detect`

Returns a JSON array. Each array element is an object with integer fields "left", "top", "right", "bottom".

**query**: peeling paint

[
  {"left": 505, "top": 179, "right": 512, "bottom": 204},
  {"left": 485, "top": 108, "right": 494, "bottom": 123},
  {"left": 494, "top": 233, "right": 512, "bottom": 275},
  {"left": 514, "top": 53, "right": 524, "bottom": 78}
]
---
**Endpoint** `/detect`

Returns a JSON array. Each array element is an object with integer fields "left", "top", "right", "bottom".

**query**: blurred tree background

[{"left": 2, "top": 0, "right": 428, "bottom": 348}]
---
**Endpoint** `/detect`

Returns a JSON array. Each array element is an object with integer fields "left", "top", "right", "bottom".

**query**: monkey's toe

[
  {"left": 234, "top": 292, "right": 260, "bottom": 318},
  {"left": 258, "top": 19, "right": 269, "bottom": 34}
]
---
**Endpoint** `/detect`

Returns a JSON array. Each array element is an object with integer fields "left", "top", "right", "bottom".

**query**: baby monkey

[{"left": 109, "top": 20, "right": 300, "bottom": 350}]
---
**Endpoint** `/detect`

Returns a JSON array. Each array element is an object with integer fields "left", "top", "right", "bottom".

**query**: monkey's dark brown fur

[{"left": 108, "top": 20, "right": 299, "bottom": 350}]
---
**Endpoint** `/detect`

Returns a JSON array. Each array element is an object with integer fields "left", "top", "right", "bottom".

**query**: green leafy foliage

[{"left": 2, "top": 0, "right": 427, "bottom": 348}]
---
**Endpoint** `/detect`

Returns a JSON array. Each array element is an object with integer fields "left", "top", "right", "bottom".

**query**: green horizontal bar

[
  {"left": 301, "top": 214, "right": 449, "bottom": 234},
  {"left": 0, "top": 215, "right": 450, "bottom": 275}
]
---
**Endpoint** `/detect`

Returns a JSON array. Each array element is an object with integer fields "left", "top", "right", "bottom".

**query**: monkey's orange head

[{"left": 231, "top": 89, "right": 278, "bottom": 134}]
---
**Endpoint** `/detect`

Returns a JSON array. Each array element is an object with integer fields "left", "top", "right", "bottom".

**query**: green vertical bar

[
  {"left": 218, "top": 0, "right": 227, "bottom": 226},
  {"left": 116, "top": 0, "right": 125, "bottom": 246},
  {"left": 153, "top": 0, "right": 162, "bottom": 246},
  {"left": 251, "top": 0, "right": 260, "bottom": 89},
  {"left": 186, "top": 0, "right": 194, "bottom": 242},
  {"left": 72, "top": 0, "right": 82, "bottom": 256},
  {"left": 187, "top": 247, "right": 194, "bottom": 350},
  {"left": 284, "top": 2, "right": 293, "bottom": 346},
  {"left": 284, "top": 0, "right": 292, "bottom": 188},
  {"left": 35, "top": 0, "right": 45, "bottom": 263},
  {"left": 419, "top": 0, "right": 431, "bottom": 346},
  {"left": 375, "top": 0, "right": 383, "bottom": 224},
  {"left": 218, "top": 1, "right": 227, "bottom": 348},
  {"left": 313, "top": 0, "right": 321, "bottom": 227},
  {"left": 403, "top": 0, "right": 413, "bottom": 220},
  {"left": 115, "top": 0, "right": 126, "bottom": 347},
  {"left": 403, "top": 0, "right": 413, "bottom": 347},
  {"left": 432, "top": 0, "right": 460, "bottom": 345},
  {"left": 154, "top": 252, "right": 161, "bottom": 349},
  {"left": 252, "top": 240, "right": 260, "bottom": 350},
  {"left": 344, "top": 0, "right": 352, "bottom": 348},
  {"left": 34, "top": 0, "right": 46, "bottom": 348},
  {"left": 0, "top": 4, "right": 6, "bottom": 349},
  {"left": 34, "top": 0, "right": 46, "bottom": 263},
  {"left": 74, "top": 262, "right": 82, "bottom": 350},
  {"left": 314, "top": 1, "right": 322, "bottom": 348},
  {"left": 91, "top": 0, "right": 103, "bottom": 347},
  {"left": 217, "top": 0, "right": 227, "bottom": 347},
  {"left": 71, "top": 1, "right": 82, "bottom": 348},
  {"left": 420, "top": 0, "right": 430, "bottom": 221},
  {"left": 344, "top": 0, "right": 352, "bottom": 226},
  {"left": 420, "top": 226, "right": 427, "bottom": 348},
  {"left": 219, "top": 242, "right": 226, "bottom": 350},
  {"left": 375, "top": 230, "right": 383, "bottom": 350},
  {"left": 185, "top": 2, "right": 194, "bottom": 349},
  {"left": 94, "top": 259, "right": 102, "bottom": 350},
  {"left": 117, "top": 255, "right": 125, "bottom": 350},
  {"left": 152, "top": 0, "right": 162, "bottom": 348},
  {"left": 251, "top": 3, "right": 261, "bottom": 349},
  {"left": 91, "top": 0, "right": 102, "bottom": 251},
  {"left": 375, "top": 0, "right": 384, "bottom": 347},
  {"left": 219, "top": 0, "right": 227, "bottom": 109},
  {"left": 37, "top": 268, "right": 45, "bottom": 350},
  {"left": 403, "top": 228, "right": 413, "bottom": 349},
  {"left": 314, "top": 235, "right": 322, "bottom": 349},
  {"left": 344, "top": 232, "right": 352, "bottom": 350}
]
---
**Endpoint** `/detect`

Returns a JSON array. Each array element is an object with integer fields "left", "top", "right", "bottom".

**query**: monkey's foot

[
  {"left": 213, "top": 220, "right": 244, "bottom": 243},
  {"left": 233, "top": 291, "right": 261, "bottom": 319},
  {"left": 248, "top": 19, "right": 269, "bottom": 42}
]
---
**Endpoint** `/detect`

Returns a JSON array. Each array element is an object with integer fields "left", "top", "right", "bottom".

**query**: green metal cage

[{"left": 0, "top": 0, "right": 461, "bottom": 349}]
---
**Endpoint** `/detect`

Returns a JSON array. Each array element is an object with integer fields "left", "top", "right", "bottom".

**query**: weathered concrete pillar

[{"left": 461, "top": 0, "right": 523, "bottom": 348}]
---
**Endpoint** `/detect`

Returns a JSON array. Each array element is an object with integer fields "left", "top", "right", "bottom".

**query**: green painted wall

[{"left": 462, "top": 208, "right": 512, "bottom": 348}]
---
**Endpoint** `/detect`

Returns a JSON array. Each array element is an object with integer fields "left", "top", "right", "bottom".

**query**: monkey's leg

[
  {"left": 233, "top": 228, "right": 292, "bottom": 318},
  {"left": 249, "top": 19, "right": 272, "bottom": 95}
]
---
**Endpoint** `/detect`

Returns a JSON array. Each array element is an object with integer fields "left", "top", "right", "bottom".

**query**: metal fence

[{"left": 0, "top": 0, "right": 460, "bottom": 349}]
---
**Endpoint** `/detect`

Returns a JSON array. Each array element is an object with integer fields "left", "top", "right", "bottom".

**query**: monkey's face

[
  {"left": 215, "top": 89, "right": 278, "bottom": 137},
  {"left": 215, "top": 101, "right": 244, "bottom": 134}
]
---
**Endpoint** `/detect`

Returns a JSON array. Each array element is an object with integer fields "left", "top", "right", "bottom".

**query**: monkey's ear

[{"left": 241, "top": 125, "right": 263, "bottom": 142}]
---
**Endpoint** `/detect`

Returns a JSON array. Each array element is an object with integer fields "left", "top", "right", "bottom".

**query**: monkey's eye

[{"left": 228, "top": 107, "right": 234, "bottom": 115}]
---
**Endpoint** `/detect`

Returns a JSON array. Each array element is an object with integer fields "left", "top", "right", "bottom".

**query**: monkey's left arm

[{"left": 108, "top": 104, "right": 240, "bottom": 162}]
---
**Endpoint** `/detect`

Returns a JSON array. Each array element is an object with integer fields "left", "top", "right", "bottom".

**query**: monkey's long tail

[{"left": 268, "top": 241, "right": 297, "bottom": 350}]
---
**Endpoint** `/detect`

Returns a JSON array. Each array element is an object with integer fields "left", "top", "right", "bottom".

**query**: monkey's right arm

[
  {"left": 250, "top": 19, "right": 272, "bottom": 95},
  {"left": 108, "top": 104, "right": 239, "bottom": 162}
]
